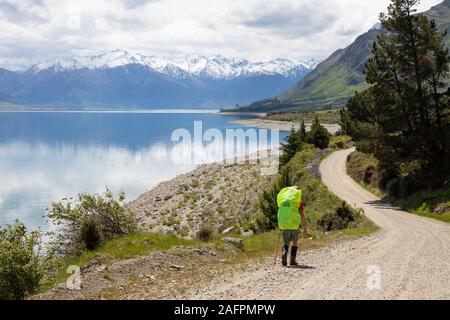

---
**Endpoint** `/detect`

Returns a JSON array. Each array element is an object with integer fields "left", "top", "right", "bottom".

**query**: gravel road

[{"left": 187, "top": 148, "right": 450, "bottom": 300}]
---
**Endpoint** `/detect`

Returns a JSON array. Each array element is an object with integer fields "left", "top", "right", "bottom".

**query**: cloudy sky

[{"left": 0, "top": 0, "right": 444, "bottom": 70}]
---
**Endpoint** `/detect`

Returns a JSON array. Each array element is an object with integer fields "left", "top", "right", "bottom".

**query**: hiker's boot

[
  {"left": 290, "top": 246, "right": 299, "bottom": 266},
  {"left": 281, "top": 245, "right": 289, "bottom": 267}
]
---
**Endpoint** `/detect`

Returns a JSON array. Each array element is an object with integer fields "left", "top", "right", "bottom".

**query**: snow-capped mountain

[
  {"left": 29, "top": 50, "right": 318, "bottom": 80},
  {"left": 0, "top": 50, "right": 318, "bottom": 109}
]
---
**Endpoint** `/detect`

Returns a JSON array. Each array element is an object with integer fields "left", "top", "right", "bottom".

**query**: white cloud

[{"left": 0, "top": 0, "right": 444, "bottom": 70}]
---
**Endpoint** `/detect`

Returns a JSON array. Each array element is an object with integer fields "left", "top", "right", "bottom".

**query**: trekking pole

[{"left": 274, "top": 231, "right": 282, "bottom": 265}]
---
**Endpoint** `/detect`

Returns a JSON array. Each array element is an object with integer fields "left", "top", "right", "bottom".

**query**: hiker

[{"left": 277, "top": 186, "right": 308, "bottom": 267}]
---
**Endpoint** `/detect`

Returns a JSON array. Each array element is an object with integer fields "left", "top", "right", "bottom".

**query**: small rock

[
  {"left": 222, "top": 226, "right": 235, "bottom": 234},
  {"left": 81, "top": 258, "right": 101, "bottom": 271},
  {"left": 145, "top": 274, "right": 156, "bottom": 280},
  {"left": 170, "top": 264, "right": 184, "bottom": 270},
  {"left": 434, "top": 203, "right": 450, "bottom": 215},
  {"left": 240, "top": 230, "right": 254, "bottom": 237},
  {"left": 222, "top": 237, "right": 244, "bottom": 249}
]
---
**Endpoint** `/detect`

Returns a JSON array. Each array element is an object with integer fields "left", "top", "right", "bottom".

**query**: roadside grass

[
  {"left": 395, "top": 187, "right": 450, "bottom": 223},
  {"left": 330, "top": 135, "right": 353, "bottom": 149},
  {"left": 242, "top": 225, "right": 377, "bottom": 257},
  {"left": 90, "top": 232, "right": 203, "bottom": 258},
  {"left": 95, "top": 225, "right": 379, "bottom": 300},
  {"left": 41, "top": 232, "right": 203, "bottom": 291},
  {"left": 346, "top": 150, "right": 450, "bottom": 223},
  {"left": 346, "top": 151, "right": 385, "bottom": 198}
]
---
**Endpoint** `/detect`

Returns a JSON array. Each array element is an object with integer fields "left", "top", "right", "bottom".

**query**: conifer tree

[{"left": 342, "top": 0, "right": 450, "bottom": 187}]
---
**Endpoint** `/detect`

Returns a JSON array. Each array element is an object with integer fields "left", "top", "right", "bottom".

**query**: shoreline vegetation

[
  {"left": 225, "top": 108, "right": 342, "bottom": 133},
  {"left": 230, "top": 118, "right": 341, "bottom": 134},
  {"left": 17, "top": 120, "right": 376, "bottom": 300}
]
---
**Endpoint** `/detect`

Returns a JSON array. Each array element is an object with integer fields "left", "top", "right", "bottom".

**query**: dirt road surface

[{"left": 186, "top": 148, "right": 450, "bottom": 300}]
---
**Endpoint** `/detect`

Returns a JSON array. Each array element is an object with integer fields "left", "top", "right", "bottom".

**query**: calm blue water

[{"left": 0, "top": 111, "right": 284, "bottom": 231}]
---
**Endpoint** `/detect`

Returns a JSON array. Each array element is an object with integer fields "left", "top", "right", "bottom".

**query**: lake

[{"left": 0, "top": 111, "right": 284, "bottom": 231}]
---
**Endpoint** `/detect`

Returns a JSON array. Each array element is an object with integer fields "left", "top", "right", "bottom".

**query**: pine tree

[
  {"left": 309, "top": 116, "right": 330, "bottom": 149},
  {"left": 279, "top": 127, "right": 304, "bottom": 168},
  {"left": 300, "top": 118, "right": 307, "bottom": 137},
  {"left": 344, "top": 0, "right": 450, "bottom": 187}
]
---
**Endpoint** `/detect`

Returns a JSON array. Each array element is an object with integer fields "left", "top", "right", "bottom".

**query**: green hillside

[
  {"left": 279, "top": 29, "right": 378, "bottom": 107},
  {"left": 239, "top": 0, "right": 450, "bottom": 113}
]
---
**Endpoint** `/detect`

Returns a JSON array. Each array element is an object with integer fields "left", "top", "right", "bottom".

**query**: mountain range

[
  {"left": 240, "top": 0, "right": 450, "bottom": 112},
  {"left": 0, "top": 51, "right": 318, "bottom": 109}
]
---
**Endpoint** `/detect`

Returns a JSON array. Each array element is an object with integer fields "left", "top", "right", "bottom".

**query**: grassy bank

[
  {"left": 346, "top": 151, "right": 450, "bottom": 223},
  {"left": 395, "top": 187, "right": 450, "bottom": 223},
  {"left": 40, "top": 224, "right": 376, "bottom": 299}
]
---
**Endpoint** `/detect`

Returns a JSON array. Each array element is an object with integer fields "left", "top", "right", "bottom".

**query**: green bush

[
  {"left": 309, "top": 116, "right": 330, "bottom": 149},
  {"left": 398, "top": 176, "right": 418, "bottom": 198},
  {"left": 197, "top": 225, "right": 214, "bottom": 242},
  {"left": 363, "top": 166, "right": 376, "bottom": 184},
  {"left": 317, "top": 202, "right": 359, "bottom": 232},
  {"left": 0, "top": 221, "right": 45, "bottom": 300},
  {"left": 78, "top": 218, "right": 104, "bottom": 251},
  {"left": 335, "top": 141, "right": 345, "bottom": 149},
  {"left": 386, "top": 178, "right": 401, "bottom": 199},
  {"left": 378, "top": 167, "right": 398, "bottom": 191},
  {"left": 279, "top": 128, "right": 304, "bottom": 168},
  {"left": 48, "top": 189, "right": 138, "bottom": 254}
]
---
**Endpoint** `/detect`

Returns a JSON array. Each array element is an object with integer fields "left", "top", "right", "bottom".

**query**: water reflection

[
  {"left": 0, "top": 141, "right": 197, "bottom": 230},
  {"left": 0, "top": 112, "right": 284, "bottom": 230}
]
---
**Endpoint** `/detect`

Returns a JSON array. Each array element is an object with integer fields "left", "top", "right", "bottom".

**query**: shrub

[
  {"left": 191, "top": 180, "right": 200, "bottom": 188},
  {"left": 398, "top": 176, "right": 418, "bottom": 198},
  {"left": 48, "top": 189, "right": 138, "bottom": 254},
  {"left": 78, "top": 218, "right": 104, "bottom": 251},
  {"left": 378, "top": 167, "right": 398, "bottom": 191},
  {"left": 197, "top": 225, "right": 214, "bottom": 242},
  {"left": 0, "top": 221, "right": 45, "bottom": 300},
  {"left": 386, "top": 178, "right": 401, "bottom": 199},
  {"left": 317, "top": 202, "right": 359, "bottom": 232},
  {"left": 335, "top": 141, "right": 345, "bottom": 149},
  {"left": 309, "top": 116, "right": 330, "bottom": 149},
  {"left": 363, "top": 166, "right": 376, "bottom": 184}
]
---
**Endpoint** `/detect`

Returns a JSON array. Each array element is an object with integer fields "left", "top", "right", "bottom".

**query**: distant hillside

[
  {"left": 279, "top": 28, "right": 381, "bottom": 107},
  {"left": 238, "top": 0, "right": 450, "bottom": 113}
]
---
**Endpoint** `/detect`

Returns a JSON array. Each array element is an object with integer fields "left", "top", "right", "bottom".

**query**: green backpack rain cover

[{"left": 277, "top": 187, "right": 302, "bottom": 230}]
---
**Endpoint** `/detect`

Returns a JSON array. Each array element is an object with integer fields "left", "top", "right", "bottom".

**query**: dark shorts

[{"left": 282, "top": 230, "right": 299, "bottom": 245}]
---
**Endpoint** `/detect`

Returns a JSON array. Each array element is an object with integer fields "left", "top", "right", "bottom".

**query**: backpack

[{"left": 277, "top": 187, "right": 302, "bottom": 230}]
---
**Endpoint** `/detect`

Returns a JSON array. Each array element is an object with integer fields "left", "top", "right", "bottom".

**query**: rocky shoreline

[{"left": 128, "top": 158, "right": 277, "bottom": 238}]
